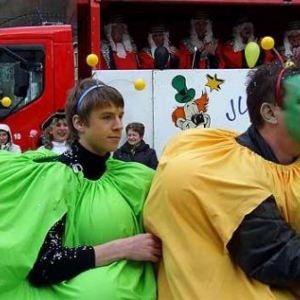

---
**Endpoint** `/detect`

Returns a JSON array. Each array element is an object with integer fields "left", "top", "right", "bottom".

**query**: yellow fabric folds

[{"left": 144, "top": 128, "right": 300, "bottom": 300}]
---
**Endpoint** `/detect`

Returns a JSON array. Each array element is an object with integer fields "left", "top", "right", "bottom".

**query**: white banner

[{"left": 94, "top": 69, "right": 251, "bottom": 157}]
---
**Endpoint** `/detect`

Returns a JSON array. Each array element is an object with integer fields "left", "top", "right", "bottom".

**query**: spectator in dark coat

[{"left": 113, "top": 122, "right": 158, "bottom": 170}]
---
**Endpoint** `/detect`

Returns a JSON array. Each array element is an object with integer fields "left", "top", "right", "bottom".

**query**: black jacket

[
  {"left": 227, "top": 125, "right": 300, "bottom": 287},
  {"left": 113, "top": 140, "right": 158, "bottom": 170}
]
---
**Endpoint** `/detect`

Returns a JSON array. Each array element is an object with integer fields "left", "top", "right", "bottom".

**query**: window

[{"left": 0, "top": 45, "right": 44, "bottom": 119}]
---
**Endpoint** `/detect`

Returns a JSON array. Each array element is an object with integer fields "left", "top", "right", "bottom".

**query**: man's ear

[
  {"left": 260, "top": 102, "right": 278, "bottom": 124},
  {"left": 72, "top": 115, "right": 85, "bottom": 133}
]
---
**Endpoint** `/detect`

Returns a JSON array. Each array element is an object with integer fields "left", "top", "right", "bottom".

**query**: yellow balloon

[
  {"left": 86, "top": 54, "right": 99, "bottom": 67},
  {"left": 134, "top": 79, "right": 146, "bottom": 91},
  {"left": 245, "top": 42, "right": 260, "bottom": 68},
  {"left": 0, "top": 96, "right": 12, "bottom": 108},
  {"left": 261, "top": 36, "right": 275, "bottom": 51}
]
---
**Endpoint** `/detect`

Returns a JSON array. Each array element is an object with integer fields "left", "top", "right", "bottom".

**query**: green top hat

[{"left": 172, "top": 75, "right": 196, "bottom": 103}]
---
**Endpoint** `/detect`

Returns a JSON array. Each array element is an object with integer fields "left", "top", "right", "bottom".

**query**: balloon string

[
  {"left": 107, "top": 79, "right": 133, "bottom": 85},
  {"left": 272, "top": 48, "right": 285, "bottom": 67}
]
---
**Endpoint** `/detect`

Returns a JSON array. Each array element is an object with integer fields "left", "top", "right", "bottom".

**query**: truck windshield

[{"left": 0, "top": 45, "right": 44, "bottom": 119}]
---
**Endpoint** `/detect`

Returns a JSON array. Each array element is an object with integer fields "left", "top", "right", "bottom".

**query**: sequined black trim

[
  {"left": 28, "top": 142, "right": 111, "bottom": 286},
  {"left": 28, "top": 216, "right": 95, "bottom": 286}
]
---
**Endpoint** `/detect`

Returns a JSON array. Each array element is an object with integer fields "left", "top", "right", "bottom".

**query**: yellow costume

[{"left": 144, "top": 128, "right": 300, "bottom": 299}]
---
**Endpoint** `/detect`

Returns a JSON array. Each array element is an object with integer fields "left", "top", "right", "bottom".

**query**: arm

[
  {"left": 178, "top": 44, "right": 192, "bottom": 69},
  {"left": 29, "top": 218, "right": 161, "bottom": 286},
  {"left": 28, "top": 216, "right": 95, "bottom": 286},
  {"left": 206, "top": 43, "right": 225, "bottom": 69},
  {"left": 215, "top": 44, "right": 226, "bottom": 69},
  {"left": 94, "top": 233, "right": 161, "bottom": 266},
  {"left": 138, "top": 50, "right": 155, "bottom": 69},
  {"left": 222, "top": 43, "right": 243, "bottom": 68},
  {"left": 169, "top": 46, "right": 180, "bottom": 69},
  {"left": 227, "top": 196, "right": 300, "bottom": 287}
]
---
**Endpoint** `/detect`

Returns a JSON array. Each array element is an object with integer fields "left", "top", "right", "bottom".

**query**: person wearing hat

[
  {"left": 100, "top": 15, "right": 140, "bottom": 70},
  {"left": 178, "top": 12, "right": 225, "bottom": 69},
  {"left": 223, "top": 16, "right": 274, "bottom": 68},
  {"left": 38, "top": 110, "right": 71, "bottom": 154},
  {"left": 138, "top": 24, "right": 179, "bottom": 69},
  {"left": 281, "top": 21, "right": 300, "bottom": 67},
  {"left": 0, "top": 123, "right": 21, "bottom": 153}
]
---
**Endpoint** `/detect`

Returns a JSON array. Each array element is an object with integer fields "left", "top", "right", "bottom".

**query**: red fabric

[
  {"left": 223, "top": 43, "right": 275, "bottom": 69},
  {"left": 138, "top": 50, "right": 155, "bottom": 69},
  {"left": 178, "top": 43, "right": 225, "bottom": 69},
  {"left": 112, "top": 52, "right": 138, "bottom": 70},
  {"left": 138, "top": 50, "right": 179, "bottom": 69}
]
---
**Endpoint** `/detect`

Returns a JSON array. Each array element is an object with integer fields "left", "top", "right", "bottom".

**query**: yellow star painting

[{"left": 205, "top": 74, "right": 225, "bottom": 92}]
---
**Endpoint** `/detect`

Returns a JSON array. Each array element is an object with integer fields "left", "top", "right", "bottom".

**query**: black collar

[
  {"left": 236, "top": 125, "right": 279, "bottom": 163},
  {"left": 58, "top": 141, "right": 110, "bottom": 180}
]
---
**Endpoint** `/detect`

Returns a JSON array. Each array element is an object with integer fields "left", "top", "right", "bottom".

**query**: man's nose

[{"left": 114, "top": 118, "right": 123, "bottom": 130}]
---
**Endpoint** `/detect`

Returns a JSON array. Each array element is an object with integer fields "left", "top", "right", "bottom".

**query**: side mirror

[{"left": 14, "top": 62, "right": 29, "bottom": 98}]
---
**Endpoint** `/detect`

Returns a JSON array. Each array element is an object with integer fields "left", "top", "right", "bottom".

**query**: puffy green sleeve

[{"left": 0, "top": 150, "right": 76, "bottom": 291}]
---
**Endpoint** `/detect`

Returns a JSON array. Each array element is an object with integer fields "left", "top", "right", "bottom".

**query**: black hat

[
  {"left": 193, "top": 12, "right": 209, "bottom": 22},
  {"left": 235, "top": 15, "right": 252, "bottom": 26},
  {"left": 286, "top": 21, "right": 300, "bottom": 32},
  {"left": 109, "top": 14, "right": 125, "bottom": 25},
  {"left": 149, "top": 24, "right": 166, "bottom": 33},
  {"left": 41, "top": 110, "right": 66, "bottom": 131}
]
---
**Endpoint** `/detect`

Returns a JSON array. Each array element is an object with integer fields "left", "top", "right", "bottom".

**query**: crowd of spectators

[{"left": 99, "top": 12, "right": 300, "bottom": 70}]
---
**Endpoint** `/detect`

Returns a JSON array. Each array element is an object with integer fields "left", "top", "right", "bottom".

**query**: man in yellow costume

[{"left": 144, "top": 61, "right": 300, "bottom": 299}]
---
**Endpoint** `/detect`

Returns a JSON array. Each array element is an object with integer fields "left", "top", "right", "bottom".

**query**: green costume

[
  {"left": 0, "top": 150, "right": 156, "bottom": 300},
  {"left": 283, "top": 74, "right": 300, "bottom": 141}
]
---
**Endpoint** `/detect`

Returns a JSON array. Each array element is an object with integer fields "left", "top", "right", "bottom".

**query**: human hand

[
  {"left": 169, "top": 46, "right": 178, "bottom": 55},
  {"left": 122, "top": 233, "right": 162, "bottom": 263},
  {"left": 94, "top": 233, "right": 161, "bottom": 266},
  {"left": 203, "top": 42, "right": 215, "bottom": 55}
]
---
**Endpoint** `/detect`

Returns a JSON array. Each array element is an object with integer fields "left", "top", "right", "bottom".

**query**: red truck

[{"left": 0, "top": 0, "right": 299, "bottom": 151}]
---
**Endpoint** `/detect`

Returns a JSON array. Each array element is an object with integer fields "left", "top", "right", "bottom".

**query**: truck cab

[{"left": 0, "top": 25, "right": 74, "bottom": 150}]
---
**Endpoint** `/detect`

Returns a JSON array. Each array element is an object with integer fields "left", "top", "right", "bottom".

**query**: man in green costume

[{"left": 0, "top": 78, "right": 161, "bottom": 299}]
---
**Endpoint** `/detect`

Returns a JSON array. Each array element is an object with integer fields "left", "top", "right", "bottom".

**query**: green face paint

[{"left": 283, "top": 74, "right": 300, "bottom": 142}]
